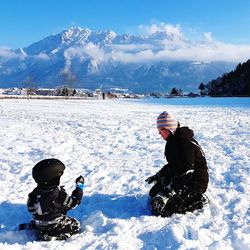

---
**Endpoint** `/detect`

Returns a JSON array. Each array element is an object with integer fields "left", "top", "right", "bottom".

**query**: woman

[{"left": 145, "top": 111, "right": 209, "bottom": 217}]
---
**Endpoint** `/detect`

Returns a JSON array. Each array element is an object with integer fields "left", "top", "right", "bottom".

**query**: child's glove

[{"left": 76, "top": 175, "right": 85, "bottom": 190}]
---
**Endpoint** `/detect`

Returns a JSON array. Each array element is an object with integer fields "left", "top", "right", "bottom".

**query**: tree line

[{"left": 199, "top": 59, "right": 250, "bottom": 96}]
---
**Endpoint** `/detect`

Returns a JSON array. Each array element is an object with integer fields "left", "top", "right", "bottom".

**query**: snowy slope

[{"left": 0, "top": 98, "right": 249, "bottom": 249}]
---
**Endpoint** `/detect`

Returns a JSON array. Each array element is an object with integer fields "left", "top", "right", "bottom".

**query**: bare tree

[
  {"left": 24, "top": 76, "right": 37, "bottom": 99},
  {"left": 59, "top": 70, "right": 77, "bottom": 98}
]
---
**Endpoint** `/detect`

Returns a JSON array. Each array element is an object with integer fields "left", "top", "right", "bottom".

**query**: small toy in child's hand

[{"left": 76, "top": 175, "right": 85, "bottom": 190}]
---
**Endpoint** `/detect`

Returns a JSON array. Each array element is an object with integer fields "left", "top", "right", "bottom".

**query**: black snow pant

[
  {"left": 36, "top": 216, "right": 81, "bottom": 241},
  {"left": 149, "top": 182, "right": 207, "bottom": 217}
]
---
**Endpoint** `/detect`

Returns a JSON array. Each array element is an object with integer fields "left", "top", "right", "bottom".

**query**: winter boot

[
  {"left": 185, "top": 193, "right": 209, "bottom": 212},
  {"left": 151, "top": 192, "right": 169, "bottom": 216}
]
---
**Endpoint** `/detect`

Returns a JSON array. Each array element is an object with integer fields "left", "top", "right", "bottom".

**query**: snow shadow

[
  {"left": 139, "top": 227, "right": 180, "bottom": 250},
  {"left": 0, "top": 201, "right": 36, "bottom": 244},
  {"left": 0, "top": 194, "right": 150, "bottom": 244},
  {"left": 70, "top": 193, "right": 150, "bottom": 220}
]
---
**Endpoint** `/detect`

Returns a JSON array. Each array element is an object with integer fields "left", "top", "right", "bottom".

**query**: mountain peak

[
  {"left": 61, "top": 27, "right": 89, "bottom": 42},
  {"left": 1, "top": 26, "right": 237, "bottom": 92},
  {"left": 148, "top": 30, "right": 183, "bottom": 41}
]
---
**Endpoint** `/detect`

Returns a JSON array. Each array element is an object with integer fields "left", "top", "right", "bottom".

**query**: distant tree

[
  {"left": 203, "top": 59, "right": 250, "bottom": 96},
  {"left": 24, "top": 76, "right": 37, "bottom": 99},
  {"left": 236, "top": 63, "right": 242, "bottom": 71},
  {"left": 170, "top": 87, "right": 182, "bottom": 96},
  {"left": 62, "top": 87, "right": 69, "bottom": 97},
  {"left": 198, "top": 82, "right": 206, "bottom": 95},
  {"left": 59, "top": 70, "right": 77, "bottom": 98},
  {"left": 178, "top": 88, "right": 183, "bottom": 96},
  {"left": 170, "top": 87, "right": 178, "bottom": 95}
]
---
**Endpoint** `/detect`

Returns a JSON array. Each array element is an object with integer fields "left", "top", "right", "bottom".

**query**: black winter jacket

[
  {"left": 157, "top": 127, "right": 209, "bottom": 193},
  {"left": 27, "top": 185, "right": 83, "bottom": 221}
]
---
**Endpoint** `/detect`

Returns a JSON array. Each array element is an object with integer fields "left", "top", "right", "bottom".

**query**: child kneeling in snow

[
  {"left": 27, "top": 158, "right": 84, "bottom": 241},
  {"left": 146, "top": 111, "right": 209, "bottom": 217}
]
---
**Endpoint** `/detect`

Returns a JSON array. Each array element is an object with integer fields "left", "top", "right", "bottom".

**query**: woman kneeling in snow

[{"left": 145, "top": 111, "right": 209, "bottom": 217}]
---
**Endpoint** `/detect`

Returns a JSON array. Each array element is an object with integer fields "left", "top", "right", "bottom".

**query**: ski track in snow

[{"left": 0, "top": 98, "right": 249, "bottom": 250}]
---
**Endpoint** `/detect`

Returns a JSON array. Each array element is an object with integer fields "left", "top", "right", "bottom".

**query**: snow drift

[{"left": 0, "top": 98, "right": 249, "bottom": 249}]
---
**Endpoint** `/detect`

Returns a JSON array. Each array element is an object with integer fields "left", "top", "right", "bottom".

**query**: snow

[{"left": 0, "top": 97, "right": 249, "bottom": 250}]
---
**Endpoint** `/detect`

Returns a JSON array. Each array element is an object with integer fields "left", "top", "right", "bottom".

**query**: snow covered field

[{"left": 0, "top": 98, "right": 249, "bottom": 250}]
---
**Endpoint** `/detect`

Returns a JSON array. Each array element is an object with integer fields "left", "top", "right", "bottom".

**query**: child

[
  {"left": 27, "top": 158, "right": 84, "bottom": 241},
  {"left": 145, "top": 111, "right": 209, "bottom": 217}
]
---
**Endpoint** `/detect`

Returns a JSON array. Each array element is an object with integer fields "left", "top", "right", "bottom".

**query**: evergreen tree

[
  {"left": 202, "top": 59, "right": 250, "bottom": 96},
  {"left": 198, "top": 82, "right": 206, "bottom": 95},
  {"left": 170, "top": 87, "right": 179, "bottom": 95}
]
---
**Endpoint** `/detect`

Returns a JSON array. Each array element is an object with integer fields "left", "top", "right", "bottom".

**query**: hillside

[{"left": 202, "top": 59, "right": 250, "bottom": 96}]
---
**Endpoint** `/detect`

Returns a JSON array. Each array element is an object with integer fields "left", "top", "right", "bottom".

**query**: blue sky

[{"left": 0, "top": 0, "right": 250, "bottom": 48}]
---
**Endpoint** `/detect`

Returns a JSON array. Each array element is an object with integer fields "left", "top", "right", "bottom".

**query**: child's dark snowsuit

[
  {"left": 27, "top": 158, "right": 84, "bottom": 241},
  {"left": 27, "top": 185, "right": 83, "bottom": 240}
]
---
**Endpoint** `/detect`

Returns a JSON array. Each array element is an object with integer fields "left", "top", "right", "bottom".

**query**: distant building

[{"left": 36, "top": 89, "right": 54, "bottom": 96}]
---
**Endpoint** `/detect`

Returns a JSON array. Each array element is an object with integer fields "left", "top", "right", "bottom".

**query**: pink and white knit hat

[{"left": 156, "top": 111, "right": 178, "bottom": 133}]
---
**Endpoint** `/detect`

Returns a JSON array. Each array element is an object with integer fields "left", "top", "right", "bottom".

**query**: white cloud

[
  {"left": 94, "top": 38, "right": 250, "bottom": 64},
  {"left": 107, "top": 23, "right": 250, "bottom": 63},
  {"left": 109, "top": 40, "right": 250, "bottom": 63},
  {"left": 138, "top": 22, "right": 184, "bottom": 39},
  {"left": 63, "top": 42, "right": 109, "bottom": 71},
  {"left": 111, "top": 43, "right": 156, "bottom": 52},
  {"left": 0, "top": 47, "right": 20, "bottom": 60},
  {"left": 204, "top": 32, "right": 212, "bottom": 42},
  {"left": 35, "top": 53, "right": 50, "bottom": 60},
  {"left": 64, "top": 43, "right": 108, "bottom": 61},
  {"left": 0, "top": 47, "right": 28, "bottom": 62}
]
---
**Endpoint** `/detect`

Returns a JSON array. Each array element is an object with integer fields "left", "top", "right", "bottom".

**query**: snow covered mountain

[{"left": 0, "top": 27, "right": 237, "bottom": 92}]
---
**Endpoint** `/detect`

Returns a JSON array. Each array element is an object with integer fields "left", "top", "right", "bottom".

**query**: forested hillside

[{"left": 200, "top": 59, "right": 250, "bottom": 96}]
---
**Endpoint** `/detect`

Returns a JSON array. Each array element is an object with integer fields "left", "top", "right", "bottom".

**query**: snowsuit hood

[{"left": 173, "top": 127, "right": 194, "bottom": 141}]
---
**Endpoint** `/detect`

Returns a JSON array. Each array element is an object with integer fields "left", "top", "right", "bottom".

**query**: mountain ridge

[{"left": 0, "top": 27, "right": 237, "bottom": 92}]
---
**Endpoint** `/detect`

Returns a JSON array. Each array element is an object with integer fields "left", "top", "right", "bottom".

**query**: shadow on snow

[
  {"left": 71, "top": 193, "right": 150, "bottom": 220},
  {"left": 0, "top": 193, "right": 150, "bottom": 244}
]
